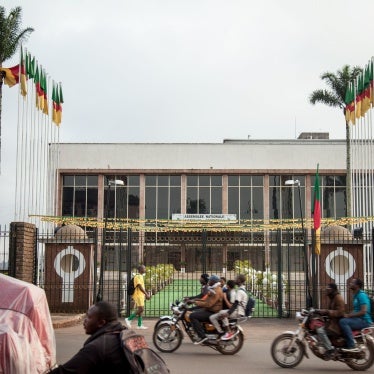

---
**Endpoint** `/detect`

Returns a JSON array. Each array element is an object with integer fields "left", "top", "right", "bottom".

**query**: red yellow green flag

[
  {"left": 0, "top": 65, "right": 20, "bottom": 87},
  {"left": 20, "top": 47, "right": 27, "bottom": 96},
  {"left": 312, "top": 165, "right": 321, "bottom": 255}
]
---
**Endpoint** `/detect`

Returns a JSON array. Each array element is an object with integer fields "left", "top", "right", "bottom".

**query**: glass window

[
  {"left": 211, "top": 187, "right": 222, "bottom": 213},
  {"left": 199, "top": 175, "right": 210, "bottom": 186},
  {"left": 270, "top": 187, "right": 280, "bottom": 219},
  {"left": 115, "top": 188, "right": 127, "bottom": 218},
  {"left": 187, "top": 187, "right": 198, "bottom": 213},
  {"left": 62, "top": 187, "right": 74, "bottom": 215},
  {"left": 75, "top": 175, "right": 86, "bottom": 186},
  {"left": 187, "top": 175, "right": 198, "bottom": 186},
  {"left": 170, "top": 187, "right": 181, "bottom": 217},
  {"left": 145, "top": 175, "right": 157, "bottom": 186},
  {"left": 157, "top": 187, "right": 169, "bottom": 218},
  {"left": 145, "top": 187, "right": 156, "bottom": 219},
  {"left": 240, "top": 187, "right": 251, "bottom": 219},
  {"left": 87, "top": 188, "right": 98, "bottom": 217},
  {"left": 228, "top": 175, "right": 239, "bottom": 186},
  {"left": 199, "top": 187, "right": 210, "bottom": 213},
  {"left": 128, "top": 187, "right": 140, "bottom": 219},
  {"left": 228, "top": 187, "right": 239, "bottom": 214},
  {"left": 170, "top": 176, "right": 181, "bottom": 186},
  {"left": 211, "top": 176, "right": 222, "bottom": 186},
  {"left": 74, "top": 187, "right": 86, "bottom": 216},
  {"left": 335, "top": 188, "right": 346, "bottom": 218},
  {"left": 240, "top": 175, "right": 251, "bottom": 186},
  {"left": 252, "top": 176, "right": 263, "bottom": 186},
  {"left": 86, "top": 176, "right": 98, "bottom": 186},
  {"left": 128, "top": 176, "right": 139, "bottom": 186},
  {"left": 158, "top": 176, "right": 169, "bottom": 186},
  {"left": 252, "top": 187, "right": 263, "bottom": 219},
  {"left": 63, "top": 176, "right": 74, "bottom": 186},
  {"left": 269, "top": 175, "right": 280, "bottom": 187}
]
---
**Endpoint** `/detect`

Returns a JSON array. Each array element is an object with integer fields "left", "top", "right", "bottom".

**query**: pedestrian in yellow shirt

[{"left": 125, "top": 265, "right": 150, "bottom": 329}]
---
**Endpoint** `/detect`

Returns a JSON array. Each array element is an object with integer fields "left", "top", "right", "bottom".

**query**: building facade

[{"left": 51, "top": 137, "right": 347, "bottom": 271}]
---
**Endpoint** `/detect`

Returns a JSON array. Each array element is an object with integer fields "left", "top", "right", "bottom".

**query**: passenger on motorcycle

[
  {"left": 189, "top": 275, "right": 223, "bottom": 344},
  {"left": 209, "top": 279, "right": 236, "bottom": 339},
  {"left": 339, "top": 278, "right": 373, "bottom": 352},
  {"left": 219, "top": 274, "right": 248, "bottom": 341},
  {"left": 315, "top": 283, "right": 345, "bottom": 358}
]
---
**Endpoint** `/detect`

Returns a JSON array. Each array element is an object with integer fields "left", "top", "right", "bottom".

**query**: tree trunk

[{"left": 346, "top": 120, "right": 351, "bottom": 221}]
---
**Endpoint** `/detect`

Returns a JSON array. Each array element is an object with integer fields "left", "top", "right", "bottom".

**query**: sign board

[{"left": 172, "top": 214, "right": 237, "bottom": 221}]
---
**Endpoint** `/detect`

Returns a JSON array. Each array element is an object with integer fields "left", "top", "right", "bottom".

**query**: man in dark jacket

[
  {"left": 189, "top": 275, "right": 223, "bottom": 344},
  {"left": 315, "top": 283, "right": 345, "bottom": 359},
  {"left": 50, "top": 301, "right": 130, "bottom": 373}
]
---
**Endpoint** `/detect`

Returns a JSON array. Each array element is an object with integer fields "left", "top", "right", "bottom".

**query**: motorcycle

[
  {"left": 152, "top": 300, "right": 247, "bottom": 355},
  {"left": 271, "top": 308, "right": 374, "bottom": 371}
]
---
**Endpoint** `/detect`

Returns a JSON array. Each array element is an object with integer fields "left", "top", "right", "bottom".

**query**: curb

[{"left": 52, "top": 314, "right": 86, "bottom": 329}]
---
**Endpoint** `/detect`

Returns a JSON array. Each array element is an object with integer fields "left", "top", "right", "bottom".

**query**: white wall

[{"left": 54, "top": 140, "right": 346, "bottom": 171}]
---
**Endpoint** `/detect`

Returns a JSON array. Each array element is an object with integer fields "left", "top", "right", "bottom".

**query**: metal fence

[
  {"left": 4, "top": 225, "right": 374, "bottom": 318},
  {"left": 0, "top": 225, "right": 9, "bottom": 274}
]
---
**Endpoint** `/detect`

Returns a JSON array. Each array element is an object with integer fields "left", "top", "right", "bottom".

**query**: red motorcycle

[{"left": 271, "top": 308, "right": 374, "bottom": 371}]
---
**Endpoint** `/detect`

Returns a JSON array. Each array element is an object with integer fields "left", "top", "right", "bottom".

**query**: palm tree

[
  {"left": 0, "top": 6, "right": 34, "bottom": 169},
  {"left": 309, "top": 65, "right": 362, "bottom": 219}
]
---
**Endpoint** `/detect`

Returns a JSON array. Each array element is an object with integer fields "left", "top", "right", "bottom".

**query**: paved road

[{"left": 55, "top": 318, "right": 374, "bottom": 373}]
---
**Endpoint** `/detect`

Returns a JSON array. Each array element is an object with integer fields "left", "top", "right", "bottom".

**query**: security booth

[
  {"left": 317, "top": 225, "right": 365, "bottom": 309},
  {"left": 44, "top": 225, "right": 95, "bottom": 312}
]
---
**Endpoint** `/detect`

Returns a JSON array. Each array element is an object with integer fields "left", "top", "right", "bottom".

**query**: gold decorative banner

[{"left": 30, "top": 215, "right": 374, "bottom": 233}]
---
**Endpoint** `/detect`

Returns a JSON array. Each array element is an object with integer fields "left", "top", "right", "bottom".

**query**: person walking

[
  {"left": 49, "top": 301, "right": 130, "bottom": 373},
  {"left": 125, "top": 265, "right": 150, "bottom": 330},
  {"left": 339, "top": 278, "right": 372, "bottom": 352}
]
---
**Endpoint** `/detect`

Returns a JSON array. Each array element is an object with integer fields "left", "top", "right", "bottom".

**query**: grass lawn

[{"left": 144, "top": 279, "right": 279, "bottom": 317}]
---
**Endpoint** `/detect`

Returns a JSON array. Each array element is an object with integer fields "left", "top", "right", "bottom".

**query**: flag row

[
  {"left": 345, "top": 59, "right": 374, "bottom": 124},
  {"left": 0, "top": 47, "right": 64, "bottom": 126}
]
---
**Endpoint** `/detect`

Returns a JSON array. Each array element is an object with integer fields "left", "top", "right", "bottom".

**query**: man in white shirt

[{"left": 220, "top": 274, "right": 248, "bottom": 340}]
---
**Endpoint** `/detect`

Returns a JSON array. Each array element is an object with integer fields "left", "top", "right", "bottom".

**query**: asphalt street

[{"left": 55, "top": 318, "right": 374, "bottom": 373}]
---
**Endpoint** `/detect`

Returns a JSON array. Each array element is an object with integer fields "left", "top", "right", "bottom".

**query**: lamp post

[
  {"left": 285, "top": 179, "right": 312, "bottom": 308},
  {"left": 96, "top": 179, "right": 124, "bottom": 302}
]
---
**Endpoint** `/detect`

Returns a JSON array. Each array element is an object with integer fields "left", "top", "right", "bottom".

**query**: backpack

[
  {"left": 238, "top": 287, "right": 256, "bottom": 317},
  {"left": 119, "top": 328, "right": 170, "bottom": 374},
  {"left": 128, "top": 276, "right": 136, "bottom": 296},
  {"left": 245, "top": 295, "right": 256, "bottom": 317}
]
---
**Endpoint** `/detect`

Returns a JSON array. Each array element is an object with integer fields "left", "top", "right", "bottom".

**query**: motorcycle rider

[
  {"left": 209, "top": 279, "right": 236, "bottom": 338},
  {"left": 189, "top": 274, "right": 223, "bottom": 344},
  {"left": 315, "top": 283, "right": 345, "bottom": 359},
  {"left": 184, "top": 273, "right": 210, "bottom": 302},
  {"left": 339, "top": 278, "right": 372, "bottom": 352}
]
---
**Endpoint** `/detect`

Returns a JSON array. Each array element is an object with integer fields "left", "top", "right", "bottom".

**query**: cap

[{"left": 209, "top": 275, "right": 220, "bottom": 283}]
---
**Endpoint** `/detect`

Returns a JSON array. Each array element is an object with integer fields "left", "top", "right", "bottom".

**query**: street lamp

[
  {"left": 96, "top": 179, "right": 124, "bottom": 302},
  {"left": 285, "top": 179, "right": 312, "bottom": 308}
]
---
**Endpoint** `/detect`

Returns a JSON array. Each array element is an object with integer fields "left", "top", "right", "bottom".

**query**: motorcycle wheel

[
  {"left": 271, "top": 333, "right": 304, "bottom": 368},
  {"left": 152, "top": 322, "right": 183, "bottom": 353},
  {"left": 216, "top": 331, "right": 244, "bottom": 355},
  {"left": 345, "top": 339, "right": 374, "bottom": 371}
]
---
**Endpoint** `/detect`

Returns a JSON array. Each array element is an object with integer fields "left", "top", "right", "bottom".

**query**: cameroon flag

[
  {"left": 312, "top": 165, "right": 321, "bottom": 255},
  {"left": 0, "top": 65, "right": 20, "bottom": 87}
]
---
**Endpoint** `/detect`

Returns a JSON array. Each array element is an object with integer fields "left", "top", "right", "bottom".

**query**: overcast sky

[{"left": 1, "top": 0, "right": 374, "bottom": 225}]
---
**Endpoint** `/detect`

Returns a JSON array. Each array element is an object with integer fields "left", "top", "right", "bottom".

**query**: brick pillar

[{"left": 9, "top": 222, "right": 37, "bottom": 283}]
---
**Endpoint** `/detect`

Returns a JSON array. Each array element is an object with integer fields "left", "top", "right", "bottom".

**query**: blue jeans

[{"left": 339, "top": 317, "right": 369, "bottom": 348}]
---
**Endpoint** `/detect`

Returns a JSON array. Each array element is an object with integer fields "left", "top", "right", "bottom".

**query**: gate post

[{"left": 9, "top": 222, "right": 37, "bottom": 283}]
